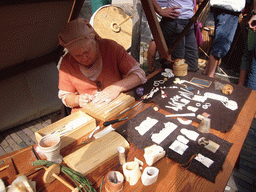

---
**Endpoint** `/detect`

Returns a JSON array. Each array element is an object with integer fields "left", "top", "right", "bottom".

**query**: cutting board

[
  {"left": 82, "top": 93, "right": 135, "bottom": 121},
  {"left": 63, "top": 131, "right": 130, "bottom": 175}
]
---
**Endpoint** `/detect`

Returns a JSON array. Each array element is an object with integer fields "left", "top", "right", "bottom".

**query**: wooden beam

[{"left": 141, "top": 0, "right": 170, "bottom": 61}]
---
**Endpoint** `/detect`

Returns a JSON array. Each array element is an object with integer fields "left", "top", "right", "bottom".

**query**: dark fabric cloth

[
  {"left": 135, "top": 71, "right": 252, "bottom": 132},
  {"left": 116, "top": 107, "right": 233, "bottom": 182}
]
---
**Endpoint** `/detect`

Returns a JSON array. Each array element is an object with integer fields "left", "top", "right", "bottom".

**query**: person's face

[{"left": 70, "top": 40, "right": 99, "bottom": 68}]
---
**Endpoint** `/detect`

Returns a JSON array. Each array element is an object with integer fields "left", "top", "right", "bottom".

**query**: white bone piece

[
  {"left": 165, "top": 106, "right": 179, "bottom": 111},
  {"left": 222, "top": 100, "right": 238, "bottom": 111},
  {"left": 195, "top": 153, "right": 214, "bottom": 168},
  {"left": 180, "top": 98, "right": 190, "bottom": 105},
  {"left": 177, "top": 118, "right": 192, "bottom": 125},
  {"left": 134, "top": 157, "right": 144, "bottom": 166},
  {"left": 165, "top": 113, "right": 196, "bottom": 118},
  {"left": 192, "top": 95, "right": 207, "bottom": 102},
  {"left": 135, "top": 117, "right": 158, "bottom": 135},
  {"left": 180, "top": 128, "right": 199, "bottom": 141},
  {"left": 169, "top": 140, "right": 188, "bottom": 155},
  {"left": 187, "top": 106, "right": 198, "bottom": 112},
  {"left": 204, "top": 92, "right": 228, "bottom": 102},
  {"left": 141, "top": 167, "right": 159, "bottom": 186},
  {"left": 151, "top": 122, "right": 178, "bottom": 144},
  {"left": 144, "top": 144, "right": 166, "bottom": 166},
  {"left": 168, "top": 102, "right": 183, "bottom": 110},
  {"left": 177, "top": 135, "right": 189, "bottom": 144}
]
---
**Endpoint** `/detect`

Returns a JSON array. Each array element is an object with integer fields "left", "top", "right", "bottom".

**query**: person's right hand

[
  {"left": 159, "top": 6, "right": 181, "bottom": 19},
  {"left": 78, "top": 93, "right": 94, "bottom": 107},
  {"left": 248, "top": 15, "right": 256, "bottom": 32}
]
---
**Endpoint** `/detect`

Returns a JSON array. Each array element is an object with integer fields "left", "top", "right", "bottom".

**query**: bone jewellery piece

[
  {"left": 141, "top": 167, "right": 159, "bottom": 186},
  {"left": 123, "top": 161, "right": 141, "bottom": 186},
  {"left": 165, "top": 113, "right": 196, "bottom": 118},
  {"left": 177, "top": 135, "right": 189, "bottom": 144},
  {"left": 187, "top": 106, "right": 198, "bottom": 112},
  {"left": 177, "top": 118, "right": 192, "bottom": 125},
  {"left": 197, "top": 117, "right": 211, "bottom": 133},
  {"left": 117, "top": 146, "right": 126, "bottom": 165},
  {"left": 169, "top": 140, "right": 189, "bottom": 155},
  {"left": 180, "top": 128, "right": 199, "bottom": 141},
  {"left": 151, "top": 122, "right": 178, "bottom": 144},
  {"left": 143, "top": 144, "right": 166, "bottom": 166},
  {"left": 198, "top": 137, "right": 220, "bottom": 153},
  {"left": 195, "top": 153, "right": 214, "bottom": 168},
  {"left": 135, "top": 117, "right": 158, "bottom": 136}
]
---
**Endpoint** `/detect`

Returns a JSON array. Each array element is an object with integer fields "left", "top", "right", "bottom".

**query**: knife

[{"left": 103, "top": 117, "right": 128, "bottom": 126}]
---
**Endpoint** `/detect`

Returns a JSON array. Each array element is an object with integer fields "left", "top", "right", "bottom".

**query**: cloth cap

[{"left": 58, "top": 18, "right": 95, "bottom": 51}]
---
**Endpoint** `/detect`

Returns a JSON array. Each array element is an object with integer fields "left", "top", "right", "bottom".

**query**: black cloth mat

[
  {"left": 135, "top": 71, "right": 252, "bottom": 132},
  {"left": 116, "top": 107, "right": 233, "bottom": 182}
]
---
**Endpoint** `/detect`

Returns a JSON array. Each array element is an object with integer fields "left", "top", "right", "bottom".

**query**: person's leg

[
  {"left": 147, "top": 40, "right": 157, "bottom": 73},
  {"left": 204, "top": 54, "right": 219, "bottom": 77},
  {"left": 247, "top": 44, "right": 256, "bottom": 90},
  {"left": 204, "top": 9, "right": 239, "bottom": 77},
  {"left": 184, "top": 25, "right": 199, "bottom": 71},
  {"left": 238, "top": 69, "right": 248, "bottom": 86}
]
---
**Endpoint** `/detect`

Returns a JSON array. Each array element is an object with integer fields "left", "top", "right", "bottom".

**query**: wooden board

[
  {"left": 82, "top": 93, "right": 135, "bottom": 121},
  {"left": 35, "top": 111, "right": 96, "bottom": 149},
  {"left": 63, "top": 131, "right": 129, "bottom": 175},
  {"left": 90, "top": 5, "right": 132, "bottom": 50}
]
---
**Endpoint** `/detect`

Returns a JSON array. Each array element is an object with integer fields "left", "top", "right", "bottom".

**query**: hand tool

[
  {"left": 103, "top": 117, "right": 128, "bottom": 126},
  {"left": 116, "top": 100, "right": 143, "bottom": 118}
]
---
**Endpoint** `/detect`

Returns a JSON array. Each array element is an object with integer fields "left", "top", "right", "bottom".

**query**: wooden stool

[{"left": 43, "top": 164, "right": 79, "bottom": 192}]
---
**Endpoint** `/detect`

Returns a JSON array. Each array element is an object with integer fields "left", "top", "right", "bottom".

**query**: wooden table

[{"left": 1, "top": 71, "right": 256, "bottom": 192}]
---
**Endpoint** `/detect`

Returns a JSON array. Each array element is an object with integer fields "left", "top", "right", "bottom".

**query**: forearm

[
  {"left": 110, "top": 73, "right": 142, "bottom": 93},
  {"left": 65, "top": 93, "right": 80, "bottom": 108},
  {"left": 152, "top": 0, "right": 163, "bottom": 15}
]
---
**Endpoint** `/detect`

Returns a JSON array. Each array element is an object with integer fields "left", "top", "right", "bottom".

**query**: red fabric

[{"left": 59, "top": 39, "right": 137, "bottom": 96}]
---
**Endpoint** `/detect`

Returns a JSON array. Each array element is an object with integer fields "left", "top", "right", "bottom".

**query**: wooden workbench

[{"left": 0, "top": 71, "right": 255, "bottom": 192}]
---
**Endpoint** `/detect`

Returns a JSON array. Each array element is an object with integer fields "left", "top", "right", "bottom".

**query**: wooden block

[
  {"left": 35, "top": 111, "right": 96, "bottom": 149},
  {"left": 82, "top": 93, "right": 135, "bottom": 121},
  {"left": 63, "top": 131, "right": 130, "bottom": 175}
]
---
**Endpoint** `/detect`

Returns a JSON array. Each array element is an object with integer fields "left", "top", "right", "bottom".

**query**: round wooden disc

[
  {"left": 43, "top": 164, "right": 61, "bottom": 183},
  {"left": 91, "top": 5, "right": 132, "bottom": 50}
]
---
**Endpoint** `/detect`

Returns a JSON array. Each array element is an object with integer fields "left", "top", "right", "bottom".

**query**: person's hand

[
  {"left": 92, "top": 85, "right": 122, "bottom": 105},
  {"left": 249, "top": 15, "right": 256, "bottom": 32},
  {"left": 159, "top": 6, "right": 181, "bottom": 19},
  {"left": 78, "top": 93, "right": 94, "bottom": 107}
]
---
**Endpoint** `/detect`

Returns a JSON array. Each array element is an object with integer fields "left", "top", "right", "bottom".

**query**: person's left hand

[{"left": 92, "top": 85, "right": 122, "bottom": 105}]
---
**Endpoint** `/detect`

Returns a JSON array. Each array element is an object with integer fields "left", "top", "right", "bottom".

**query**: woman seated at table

[{"left": 58, "top": 18, "right": 147, "bottom": 113}]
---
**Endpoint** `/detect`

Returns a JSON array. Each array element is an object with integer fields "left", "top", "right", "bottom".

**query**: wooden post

[
  {"left": 140, "top": 0, "right": 170, "bottom": 61},
  {"left": 131, "top": 0, "right": 143, "bottom": 62}
]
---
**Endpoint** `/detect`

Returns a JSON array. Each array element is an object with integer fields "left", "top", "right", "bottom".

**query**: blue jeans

[
  {"left": 211, "top": 8, "right": 239, "bottom": 59},
  {"left": 247, "top": 42, "right": 256, "bottom": 90},
  {"left": 160, "top": 18, "right": 198, "bottom": 71}
]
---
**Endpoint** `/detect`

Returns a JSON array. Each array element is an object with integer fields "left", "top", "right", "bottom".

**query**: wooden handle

[
  {"left": 119, "top": 14, "right": 133, "bottom": 26},
  {"left": 52, "top": 173, "right": 75, "bottom": 190}
]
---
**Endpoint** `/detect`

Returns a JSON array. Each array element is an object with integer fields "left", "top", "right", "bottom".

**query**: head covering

[{"left": 58, "top": 18, "right": 96, "bottom": 52}]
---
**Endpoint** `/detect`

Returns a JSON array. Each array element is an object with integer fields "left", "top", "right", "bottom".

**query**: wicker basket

[{"left": 173, "top": 63, "right": 188, "bottom": 76}]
